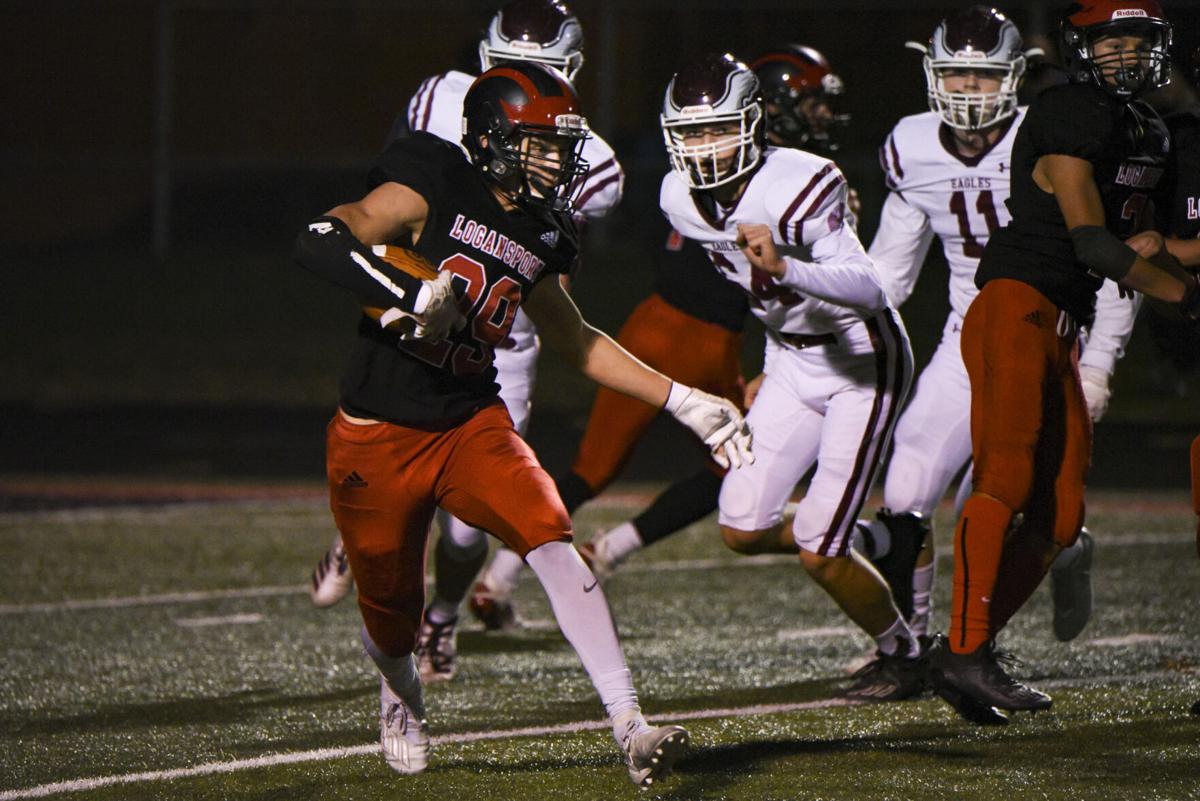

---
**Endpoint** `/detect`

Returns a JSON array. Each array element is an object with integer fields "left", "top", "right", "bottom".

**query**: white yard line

[
  {"left": 0, "top": 532, "right": 1190, "bottom": 617},
  {"left": 1, "top": 670, "right": 1192, "bottom": 801},
  {"left": 174, "top": 613, "right": 264, "bottom": 628}
]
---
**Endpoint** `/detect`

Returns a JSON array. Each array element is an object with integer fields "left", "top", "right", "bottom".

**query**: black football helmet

[
  {"left": 750, "top": 45, "right": 850, "bottom": 152},
  {"left": 1061, "top": 0, "right": 1172, "bottom": 99},
  {"left": 463, "top": 61, "right": 590, "bottom": 215}
]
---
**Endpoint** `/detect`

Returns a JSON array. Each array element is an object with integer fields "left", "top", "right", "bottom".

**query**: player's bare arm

[
  {"left": 1036, "top": 153, "right": 1192, "bottom": 303},
  {"left": 326, "top": 182, "right": 429, "bottom": 246},
  {"left": 525, "top": 276, "right": 752, "bottom": 469}
]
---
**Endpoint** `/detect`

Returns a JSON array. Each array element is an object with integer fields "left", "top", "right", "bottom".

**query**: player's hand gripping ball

[{"left": 363, "top": 246, "right": 462, "bottom": 341}]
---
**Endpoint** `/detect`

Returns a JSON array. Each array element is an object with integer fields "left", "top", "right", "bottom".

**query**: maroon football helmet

[{"left": 479, "top": 0, "right": 585, "bottom": 82}]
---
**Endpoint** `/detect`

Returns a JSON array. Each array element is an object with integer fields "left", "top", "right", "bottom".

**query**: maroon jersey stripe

[
  {"left": 792, "top": 174, "right": 845, "bottom": 244},
  {"left": 778, "top": 164, "right": 834, "bottom": 243},
  {"left": 419, "top": 74, "right": 445, "bottom": 131}
]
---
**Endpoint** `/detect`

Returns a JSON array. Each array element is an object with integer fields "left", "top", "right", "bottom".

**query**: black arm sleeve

[
  {"left": 1069, "top": 225, "right": 1137, "bottom": 281},
  {"left": 292, "top": 216, "right": 425, "bottom": 312}
]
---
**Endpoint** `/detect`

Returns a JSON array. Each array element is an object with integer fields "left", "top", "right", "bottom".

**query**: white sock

[
  {"left": 361, "top": 626, "right": 425, "bottom": 719},
  {"left": 484, "top": 547, "right": 526, "bottom": 597},
  {"left": 597, "top": 521, "right": 643, "bottom": 565},
  {"left": 910, "top": 562, "right": 936, "bottom": 638},
  {"left": 426, "top": 598, "right": 458, "bottom": 625},
  {"left": 525, "top": 540, "right": 640, "bottom": 721},
  {"left": 874, "top": 616, "right": 919, "bottom": 658},
  {"left": 611, "top": 707, "right": 650, "bottom": 749},
  {"left": 1052, "top": 537, "right": 1085, "bottom": 570}
]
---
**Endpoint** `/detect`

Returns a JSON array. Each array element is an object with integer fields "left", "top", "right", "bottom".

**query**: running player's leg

[
  {"left": 326, "top": 413, "right": 440, "bottom": 773},
  {"left": 437, "top": 403, "right": 679, "bottom": 755}
]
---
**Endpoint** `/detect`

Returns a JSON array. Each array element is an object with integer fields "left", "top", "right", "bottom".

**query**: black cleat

[
  {"left": 843, "top": 644, "right": 927, "bottom": 702},
  {"left": 1050, "top": 529, "right": 1094, "bottom": 642},
  {"left": 868, "top": 510, "right": 931, "bottom": 620},
  {"left": 927, "top": 634, "right": 1051, "bottom": 717}
]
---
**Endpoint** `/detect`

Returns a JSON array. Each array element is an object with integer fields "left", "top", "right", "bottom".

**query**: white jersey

[
  {"left": 872, "top": 109, "right": 1024, "bottom": 319},
  {"left": 405, "top": 70, "right": 625, "bottom": 349},
  {"left": 871, "top": 108, "right": 1137, "bottom": 374},
  {"left": 660, "top": 147, "right": 889, "bottom": 355}
]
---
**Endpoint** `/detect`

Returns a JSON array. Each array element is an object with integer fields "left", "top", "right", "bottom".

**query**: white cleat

[
  {"left": 576, "top": 541, "right": 615, "bottom": 584},
  {"left": 310, "top": 534, "right": 354, "bottom": 608},
  {"left": 621, "top": 723, "right": 689, "bottom": 789},
  {"left": 379, "top": 678, "right": 430, "bottom": 775}
]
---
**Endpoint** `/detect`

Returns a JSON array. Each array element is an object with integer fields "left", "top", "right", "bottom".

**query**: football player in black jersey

[
  {"left": 1136, "top": 47, "right": 1200, "bottom": 717},
  {"left": 292, "top": 62, "right": 753, "bottom": 786},
  {"left": 928, "top": 0, "right": 1200, "bottom": 726}
]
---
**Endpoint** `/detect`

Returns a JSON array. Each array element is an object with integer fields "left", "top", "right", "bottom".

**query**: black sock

[
  {"left": 633, "top": 469, "right": 722, "bottom": 546},
  {"left": 555, "top": 470, "right": 596, "bottom": 515}
]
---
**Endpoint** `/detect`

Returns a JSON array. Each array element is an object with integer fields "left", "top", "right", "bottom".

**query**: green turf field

[{"left": 1, "top": 488, "right": 1197, "bottom": 800}]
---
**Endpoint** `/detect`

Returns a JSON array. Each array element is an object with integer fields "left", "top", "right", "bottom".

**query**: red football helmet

[
  {"left": 463, "top": 62, "right": 590, "bottom": 214},
  {"left": 1061, "top": 0, "right": 1172, "bottom": 98},
  {"left": 750, "top": 45, "right": 849, "bottom": 152}
]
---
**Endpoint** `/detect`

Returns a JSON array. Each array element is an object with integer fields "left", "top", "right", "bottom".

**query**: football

[{"left": 363, "top": 244, "right": 440, "bottom": 333}]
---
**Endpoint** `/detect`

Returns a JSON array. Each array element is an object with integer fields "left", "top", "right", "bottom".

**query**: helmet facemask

[
  {"left": 924, "top": 58, "right": 1024, "bottom": 130},
  {"left": 661, "top": 105, "right": 764, "bottom": 190},
  {"left": 1075, "top": 20, "right": 1171, "bottom": 99},
  {"left": 478, "top": 116, "right": 590, "bottom": 214},
  {"left": 480, "top": 43, "right": 584, "bottom": 83}
]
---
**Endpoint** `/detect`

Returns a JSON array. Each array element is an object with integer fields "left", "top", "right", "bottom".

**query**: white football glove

[
  {"left": 410, "top": 271, "right": 466, "bottom": 342},
  {"left": 1079, "top": 365, "right": 1111, "bottom": 422},
  {"left": 664, "top": 382, "right": 754, "bottom": 469}
]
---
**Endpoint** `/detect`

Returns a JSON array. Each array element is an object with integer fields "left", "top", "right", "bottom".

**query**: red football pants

[
  {"left": 326, "top": 403, "right": 571, "bottom": 657},
  {"left": 951, "top": 279, "right": 1091, "bottom": 653},
  {"left": 571, "top": 293, "right": 744, "bottom": 492}
]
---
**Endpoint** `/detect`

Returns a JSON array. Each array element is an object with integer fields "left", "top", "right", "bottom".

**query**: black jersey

[
  {"left": 339, "top": 133, "right": 576, "bottom": 427},
  {"left": 653, "top": 226, "right": 750, "bottom": 333},
  {"left": 1162, "top": 106, "right": 1200, "bottom": 240},
  {"left": 976, "top": 82, "right": 1169, "bottom": 326}
]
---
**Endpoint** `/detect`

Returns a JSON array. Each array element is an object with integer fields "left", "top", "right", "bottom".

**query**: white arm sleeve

[
  {"left": 776, "top": 177, "right": 887, "bottom": 313},
  {"left": 1080, "top": 279, "right": 1141, "bottom": 376},
  {"left": 868, "top": 191, "right": 935, "bottom": 308}
]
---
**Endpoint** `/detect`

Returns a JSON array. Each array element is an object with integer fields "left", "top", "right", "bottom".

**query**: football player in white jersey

[
  {"left": 660, "top": 52, "right": 923, "bottom": 702},
  {"left": 307, "top": 0, "right": 625, "bottom": 683},
  {"left": 858, "top": 5, "right": 1138, "bottom": 645}
]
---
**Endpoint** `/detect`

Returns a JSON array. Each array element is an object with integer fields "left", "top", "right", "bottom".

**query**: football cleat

[
  {"left": 310, "top": 534, "right": 354, "bottom": 608},
  {"left": 467, "top": 580, "right": 520, "bottom": 631},
  {"left": 577, "top": 541, "right": 615, "bottom": 584},
  {"left": 842, "top": 644, "right": 927, "bottom": 702},
  {"left": 865, "top": 511, "right": 930, "bottom": 621},
  {"left": 414, "top": 613, "right": 458, "bottom": 683},
  {"left": 621, "top": 723, "right": 689, "bottom": 789},
  {"left": 925, "top": 635, "right": 1010, "bottom": 726},
  {"left": 928, "top": 634, "right": 1050, "bottom": 716},
  {"left": 379, "top": 677, "right": 430, "bottom": 775},
  {"left": 1050, "top": 529, "right": 1094, "bottom": 642}
]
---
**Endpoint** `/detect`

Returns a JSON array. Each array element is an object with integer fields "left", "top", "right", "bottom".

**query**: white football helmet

[
  {"left": 661, "top": 53, "right": 765, "bottom": 190},
  {"left": 479, "top": 0, "right": 584, "bottom": 83},
  {"left": 909, "top": 5, "right": 1028, "bottom": 131}
]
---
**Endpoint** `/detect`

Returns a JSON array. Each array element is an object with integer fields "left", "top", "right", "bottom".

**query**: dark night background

[{"left": 3, "top": 0, "right": 1199, "bottom": 491}]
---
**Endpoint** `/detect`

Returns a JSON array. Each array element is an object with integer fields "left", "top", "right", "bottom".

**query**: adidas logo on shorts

[{"left": 342, "top": 471, "right": 368, "bottom": 488}]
